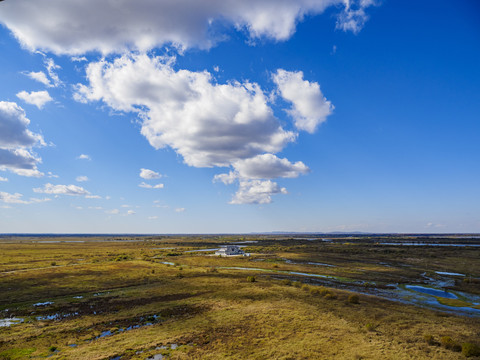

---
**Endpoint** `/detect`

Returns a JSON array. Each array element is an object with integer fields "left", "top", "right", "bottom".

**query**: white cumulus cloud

[
  {"left": 33, "top": 183, "right": 90, "bottom": 196},
  {"left": 74, "top": 55, "right": 333, "bottom": 204},
  {"left": 0, "top": 102, "right": 44, "bottom": 149},
  {"left": 0, "top": 101, "right": 45, "bottom": 177},
  {"left": 213, "top": 171, "right": 238, "bottom": 185},
  {"left": 75, "top": 54, "right": 295, "bottom": 168},
  {"left": 230, "top": 180, "right": 287, "bottom": 204},
  {"left": 214, "top": 154, "right": 308, "bottom": 203},
  {"left": 140, "top": 168, "right": 162, "bottom": 179},
  {"left": 77, "top": 154, "right": 91, "bottom": 160},
  {"left": 233, "top": 154, "right": 310, "bottom": 179},
  {"left": 273, "top": 69, "right": 333, "bottom": 133},
  {"left": 16, "top": 90, "right": 53, "bottom": 109},
  {"left": 0, "top": 148, "right": 40, "bottom": 172},
  {"left": 0, "top": 0, "right": 373, "bottom": 55},
  {"left": 214, "top": 154, "right": 309, "bottom": 204},
  {"left": 0, "top": 176, "right": 7, "bottom": 182}
]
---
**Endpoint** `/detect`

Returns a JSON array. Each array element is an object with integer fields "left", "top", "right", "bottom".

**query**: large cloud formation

[
  {"left": 0, "top": 0, "right": 369, "bottom": 203},
  {"left": 0, "top": 101, "right": 45, "bottom": 177},
  {"left": 0, "top": 0, "right": 374, "bottom": 55},
  {"left": 75, "top": 55, "right": 296, "bottom": 168},
  {"left": 74, "top": 55, "right": 329, "bottom": 203}
]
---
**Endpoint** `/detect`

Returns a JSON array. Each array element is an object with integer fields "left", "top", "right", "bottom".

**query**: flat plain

[{"left": 0, "top": 234, "right": 479, "bottom": 359}]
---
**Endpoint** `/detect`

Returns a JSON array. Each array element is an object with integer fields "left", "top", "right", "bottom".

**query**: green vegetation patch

[
  {"left": 435, "top": 297, "right": 473, "bottom": 308},
  {"left": 0, "top": 348, "right": 36, "bottom": 360}
]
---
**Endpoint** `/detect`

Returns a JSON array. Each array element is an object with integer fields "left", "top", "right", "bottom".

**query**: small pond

[
  {"left": 0, "top": 318, "right": 23, "bottom": 327},
  {"left": 435, "top": 271, "right": 465, "bottom": 277},
  {"left": 405, "top": 285, "right": 457, "bottom": 299}
]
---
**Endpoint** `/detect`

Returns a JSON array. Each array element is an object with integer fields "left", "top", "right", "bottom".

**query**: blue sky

[{"left": 0, "top": 0, "right": 479, "bottom": 233}]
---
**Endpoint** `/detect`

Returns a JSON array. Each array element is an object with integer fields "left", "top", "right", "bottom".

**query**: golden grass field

[{"left": 0, "top": 235, "right": 479, "bottom": 359}]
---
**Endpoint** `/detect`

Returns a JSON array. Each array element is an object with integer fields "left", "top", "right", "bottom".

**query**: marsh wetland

[{"left": 0, "top": 234, "right": 479, "bottom": 359}]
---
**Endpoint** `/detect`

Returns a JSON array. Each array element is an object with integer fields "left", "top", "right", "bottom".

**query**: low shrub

[
  {"left": 115, "top": 255, "right": 129, "bottom": 261},
  {"left": 281, "top": 279, "right": 292, "bottom": 286},
  {"left": 365, "top": 323, "right": 376, "bottom": 332},
  {"left": 292, "top": 281, "right": 302, "bottom": 288},
  {"left": 462, "top": 343, "right": 480, "bottom": 357},
  {"left": 324, "top": 292, "right": 337, "bottom": 300},
  {"left": 310, "top": 288, "right": 320, "bottom": 295},
  {"left": 348, "top": 294, "right": 360, "bottom": 304},
  {"left": 49, "top": 346, "right": 57, "bottom": 352},
  {"left": 424, "top": 334, "right": 436, "bottom": 346},
  {"left": 50, "top": 262, "right": 57, "bottom": 266},
  {"left": 247, "top": 276, "right": 256, "bottom": 282},
  {"left": 440, "top": 336, "right": 461, "bottom": 351},
  {"left": 318, "top": 287, "right": 329, "bottom": 296},
  {"left": 301, "top": 284, "right": 310, "bottom": 291}
]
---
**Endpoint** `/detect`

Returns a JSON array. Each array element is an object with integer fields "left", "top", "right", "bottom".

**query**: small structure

[{"left": 215, "top": 245, "right": 248, "bottom": 257}]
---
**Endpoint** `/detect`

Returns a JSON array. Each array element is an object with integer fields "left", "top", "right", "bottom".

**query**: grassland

[{"left": 0, "top": 234, "right": 479, "bottom": 359}]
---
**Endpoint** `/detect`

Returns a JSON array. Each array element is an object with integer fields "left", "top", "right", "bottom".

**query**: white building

[{"left": 215, "top": 245, "right": 248, "bottom": 257}]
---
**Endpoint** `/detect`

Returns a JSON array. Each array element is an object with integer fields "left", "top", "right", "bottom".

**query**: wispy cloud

[
  {"left": 0, "top": 191, "right": 51, "bottom": 204},
  {"left": 85, "top": 195, "right": 101, "bottom": 199},
  {"left": 44, "top": 58, "right": 63, "bottom": 87},
  {"left": 0, "top": 191, "right": 29, "bottom": 204},
  {"left": 33, "top": 183, "right": 90, "bottom": 196},
  {"left": 139, "top": 182, "right": 164, "bottom": 189},
  {"left": 22, "top": 71, "right": 52, "bottom": 87},
  {"left": 71, "top": 56, "right": 87, "bottom": 62}
]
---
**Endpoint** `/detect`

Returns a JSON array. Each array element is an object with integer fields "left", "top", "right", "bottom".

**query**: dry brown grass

[{"left": 0, "top": 237, "right": 478, "bottom": 359}]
